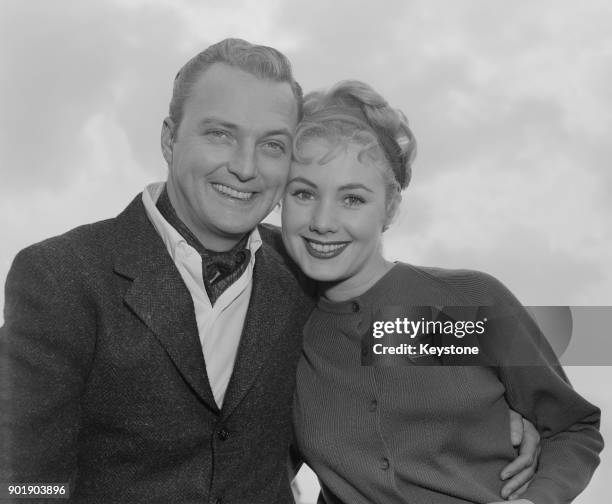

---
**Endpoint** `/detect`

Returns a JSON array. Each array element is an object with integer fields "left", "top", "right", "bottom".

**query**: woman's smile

[
  {"left": 302, "top": 237, "right": 351, "bottom": 259},
  {"left": 282, "top": 140, "right": 393, "bottom": 300}
]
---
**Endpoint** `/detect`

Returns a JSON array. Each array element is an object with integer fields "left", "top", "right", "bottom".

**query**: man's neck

[{"left": 162, "top": 183, "right": 247, "bottom": 252}]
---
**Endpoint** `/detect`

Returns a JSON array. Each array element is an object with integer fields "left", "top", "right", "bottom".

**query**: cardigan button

[
  {"left": 368, "top": 399, "right": 378, "bottom": 412},
  {"left": 379, "top": 457, "right": 390, "bottom": 470},
  {"left": 217, "top": 428, "right": 230, "bottom": 441},
  {"left": 351, "top": 301, "right": 360, "bottom": 312}
]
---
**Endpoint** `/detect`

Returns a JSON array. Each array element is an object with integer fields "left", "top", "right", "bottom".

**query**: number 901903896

[{"left": 3, "top": 483, "right": 69, "bottom": 499}]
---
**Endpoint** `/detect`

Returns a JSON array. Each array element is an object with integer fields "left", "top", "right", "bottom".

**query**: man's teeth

[
  {"left": 308, "top": 241, "right": 347, "bottom": 253},
  {"left": 213, "top": 184, "right": 253, "bottom": 200}
]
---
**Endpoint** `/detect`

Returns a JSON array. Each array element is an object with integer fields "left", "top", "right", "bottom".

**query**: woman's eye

[
  {"left": 344, "top": 195, "right": 365, "bottom": 207},
  {"left": 291, "top": 189, "right": 314, "bottom": 201}
]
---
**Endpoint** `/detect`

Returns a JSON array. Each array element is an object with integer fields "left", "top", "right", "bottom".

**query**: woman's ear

[
  {"left": 384, "top": 192, "right": 402, "bottom": 231},
  {"left": 161, "top": 117, "right": 176, "bottom": 167}
]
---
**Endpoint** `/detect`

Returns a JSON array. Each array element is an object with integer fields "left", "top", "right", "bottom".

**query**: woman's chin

[{"left": 300, "top": 261, "right": 345, "bottom": 283}]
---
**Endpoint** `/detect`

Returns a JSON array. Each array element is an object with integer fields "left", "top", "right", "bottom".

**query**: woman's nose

[{"left": 309, "top": 199, "right": 338, "bottom": 234}]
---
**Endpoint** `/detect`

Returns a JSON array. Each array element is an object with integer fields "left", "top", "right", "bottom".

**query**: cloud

[
  {"left": 1, "top": 0, "right": 611, "bottom": 307},
  {"left": 384, "top": 154, "right": 612, "bottom": 305},
  {"left": 0, "top": 2, "right": 610, "bottom": 501},
  {"left": 0, "top": 0, "right": 187, "bottom": 191},
  {"left": 263, "top": 0, "right": 612, "bottom": 305},
  {"left": 0, "top": 0, "right": 303, "bottom": 310}
]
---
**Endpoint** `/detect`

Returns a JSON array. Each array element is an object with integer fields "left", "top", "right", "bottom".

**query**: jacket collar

[
  {"left": 111, "top": 195, "right": 310, "bottom": 418},
  {"left": 112, "top": 195, "right": 219, "bottom": 413}
]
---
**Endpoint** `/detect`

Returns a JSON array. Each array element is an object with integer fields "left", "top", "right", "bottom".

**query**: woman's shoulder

[{"left": 392, "top": 262, "right": 522, "bottom": 306}]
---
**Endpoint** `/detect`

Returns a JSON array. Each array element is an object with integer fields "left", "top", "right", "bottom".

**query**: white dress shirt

[{"left": 142, "top": 182, "right": 262, "bottom": 407}]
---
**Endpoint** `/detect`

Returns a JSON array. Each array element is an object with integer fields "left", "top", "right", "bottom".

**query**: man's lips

[
  {"left": 302, "top": 237, "right": 350, "bottom": 259},
  {"left": 212, "top": 183, "right": 256, "bottom": 201}
]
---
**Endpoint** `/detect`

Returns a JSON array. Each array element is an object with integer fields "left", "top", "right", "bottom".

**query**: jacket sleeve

[
  {"left": 0, "top": 242, "right": 96, "bottom": 487},
  {"left": 477, "top": 273, "right": 603, "bottom": 504}
]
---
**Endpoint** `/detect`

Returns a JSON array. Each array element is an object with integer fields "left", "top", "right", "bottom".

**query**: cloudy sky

[{"left": 1, "top": 0, "right": 610, "bottom": 501}]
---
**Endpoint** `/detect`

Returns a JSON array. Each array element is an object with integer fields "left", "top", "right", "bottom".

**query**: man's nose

[
  {"left": 309, "top": 199, "right": 338, "bottom": 234},
  {"left": 227, "top": 144, "right": 257, "bottom": 181}
]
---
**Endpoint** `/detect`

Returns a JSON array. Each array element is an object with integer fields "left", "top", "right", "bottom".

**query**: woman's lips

[{"left": 302, "top": 237, "right": 350, "bottom": 259}]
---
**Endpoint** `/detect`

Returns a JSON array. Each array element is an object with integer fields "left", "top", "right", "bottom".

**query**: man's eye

[
  {"left": 261, "top": 141, "right": 286, "bottom": 154},
  {"left": 206, "top": 130, "right": 231, "bottom": 141},
  {"left": 344, "top": 195, "right": 365, "bottom": 207}
]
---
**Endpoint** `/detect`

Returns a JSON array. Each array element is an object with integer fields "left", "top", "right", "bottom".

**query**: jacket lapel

[
  {"left": 112, "top": 196, "right": 219, "bottom": 413},
  {"left": 220, "top": 242, "right": 297, "bottom": 419}
]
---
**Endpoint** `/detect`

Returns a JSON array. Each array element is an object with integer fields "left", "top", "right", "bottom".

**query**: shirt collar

[{"left": 141, "top": 182, "right": 262, "bottom": 261}]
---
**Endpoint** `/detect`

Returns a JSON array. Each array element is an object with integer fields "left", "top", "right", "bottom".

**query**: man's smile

[{"left": 211, "top": 183, "right": 256, "bottom": 201}]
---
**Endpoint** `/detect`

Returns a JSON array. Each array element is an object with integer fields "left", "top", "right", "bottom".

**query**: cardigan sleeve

[
  {"left": 475, "top": 272, "right": 603, "bottom": 504},
  {"left": 0, "top": 241, "right": 96, "bottom": 487}
]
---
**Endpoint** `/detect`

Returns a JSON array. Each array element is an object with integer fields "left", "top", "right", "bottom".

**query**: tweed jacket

[{"left": 0, "top": 195, "right": 314, "bottom": 503}]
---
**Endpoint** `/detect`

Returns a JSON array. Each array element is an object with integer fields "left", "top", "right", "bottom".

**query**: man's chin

[
  {"left": 214, "top": 199, "right": 273, "bottom": 222},
  {"left": 211, "top": 217, "right": 262, "bottom": 243}
]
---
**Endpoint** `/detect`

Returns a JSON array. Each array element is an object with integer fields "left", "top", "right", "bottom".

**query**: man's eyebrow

[
  {"left": 197, "top": 118, "right": 238, "bottom": 130},
  {"left": 264, "top": 128, "right": 293, "bottom": 140},
  {"left": 338, "top": 183, "right": 374, "bottom": 193},
  {"left": 287, "top": 176, "right": 316, "bottom": 188},
  {"left": 197, "top": 118, "right": 293, "bottom": 140}
]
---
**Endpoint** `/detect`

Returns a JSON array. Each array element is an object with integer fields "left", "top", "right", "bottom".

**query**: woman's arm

[{"left": 479, "top": 274, "right": 603, "bottom": 504}]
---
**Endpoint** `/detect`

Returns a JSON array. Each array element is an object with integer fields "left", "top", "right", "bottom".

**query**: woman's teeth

[
  {"left": 309, "top": 241, "right": 345, "bottom": 253},
  {"left": 304, "top": 238, "right": 350, "bottom": 258}
]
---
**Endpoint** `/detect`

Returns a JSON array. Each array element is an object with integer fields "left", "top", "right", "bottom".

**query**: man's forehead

[{"left": 183, "top": 63, "right": 298, "bottom": 133}]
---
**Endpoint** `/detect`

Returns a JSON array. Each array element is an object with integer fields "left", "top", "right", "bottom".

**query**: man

[{"left": 0, "top": 39, "right": 537, "bottom": 503}]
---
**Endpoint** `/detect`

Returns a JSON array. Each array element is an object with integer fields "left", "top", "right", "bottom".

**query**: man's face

[{"left": 163, "top": 63, "right": 298, "bottom": 251}]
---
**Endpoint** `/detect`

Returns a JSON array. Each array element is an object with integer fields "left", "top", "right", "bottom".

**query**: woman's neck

[{"left": 320, "top": 256, "right": 395, "bottom": 302}]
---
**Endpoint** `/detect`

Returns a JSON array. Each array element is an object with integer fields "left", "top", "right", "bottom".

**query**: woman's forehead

[
  {"left": 294, "top": 135, "right": 333, "bottom": 159},
  {"left": 290, "top": 143, "right": 386, "bottom": 186}
]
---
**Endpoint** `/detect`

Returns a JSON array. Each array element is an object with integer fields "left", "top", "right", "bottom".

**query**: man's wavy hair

[{"left": 168, "top": 38, "right": 303, "bottom": 130}]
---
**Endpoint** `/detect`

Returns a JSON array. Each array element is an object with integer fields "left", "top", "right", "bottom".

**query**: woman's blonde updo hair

[{"left": 293, "top": 80, "right": 417, "bottom": 205}]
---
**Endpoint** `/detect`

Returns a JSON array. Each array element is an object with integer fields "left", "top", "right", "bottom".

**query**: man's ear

[{"left": 161, "top": 117, "right": 176, "bottom": 166}]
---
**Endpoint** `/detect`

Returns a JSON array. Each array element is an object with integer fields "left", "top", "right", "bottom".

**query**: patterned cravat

[{"left": 156, "top": 186, "right": 251, "bottom": 305}]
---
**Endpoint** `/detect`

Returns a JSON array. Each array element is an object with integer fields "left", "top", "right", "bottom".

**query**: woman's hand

[{"left": 499, "top": 410, "right": 541, "bottom": 499}]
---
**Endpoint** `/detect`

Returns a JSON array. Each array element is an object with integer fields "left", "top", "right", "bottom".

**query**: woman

[{"left": 282, "top": 81, "right": 603, "bottom": 504}]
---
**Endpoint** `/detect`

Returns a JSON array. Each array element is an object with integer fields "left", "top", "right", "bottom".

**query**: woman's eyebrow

[
  {"left": 338, "top": 183, "right": 374, "bottom": 193},
  {"left": 287, "top": 176, "right": 317, "bottom": 188}
]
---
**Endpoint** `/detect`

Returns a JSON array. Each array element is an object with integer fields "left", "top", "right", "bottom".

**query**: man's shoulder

[
  {"left": 13, "top": 194, "right": 145, "bottom": 269},
  {"left": 256, "top": 223, "right": 316, "bottom": 298},
  {"left": 395, "top": 262, "right": 517, "bottom": 305},
  {"left": 15, "top": 218, "right": 112, "bottom": 270},
  {"left": 256, "top": 223, "right": 290, "bottom": 265},
  {"left": 257, "top": 223, "right": 283, "bottom": 248}
]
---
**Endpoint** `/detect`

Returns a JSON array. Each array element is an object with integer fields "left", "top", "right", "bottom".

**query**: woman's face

[{"left": 282, "top": 137, "right": 389, "bottom": 290}]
